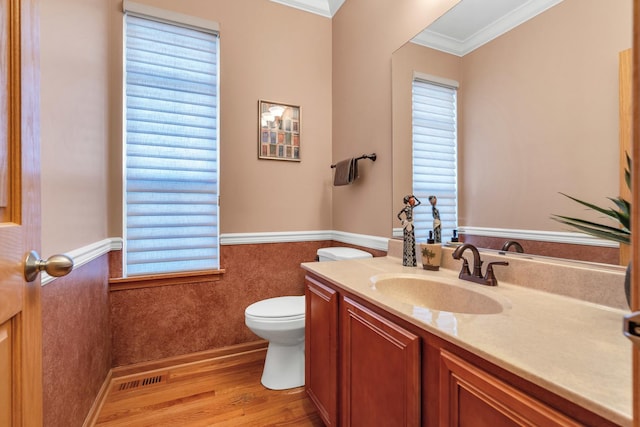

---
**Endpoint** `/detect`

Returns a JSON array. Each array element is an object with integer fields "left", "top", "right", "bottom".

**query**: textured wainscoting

[
  {"left": 41, "top": 255, "right": 111, "bottom": 427},
  {"left": 109, "top": 240, "right": 385, "bottom": 367}
]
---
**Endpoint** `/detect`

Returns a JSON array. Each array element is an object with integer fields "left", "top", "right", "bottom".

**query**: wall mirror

[{"left": 391, "top": 0, "right": 632, "bottom": 265}]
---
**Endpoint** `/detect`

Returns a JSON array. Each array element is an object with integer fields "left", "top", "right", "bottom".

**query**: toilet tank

[{"left": 317, "top": 247, "right": 373, "bottom": 262}]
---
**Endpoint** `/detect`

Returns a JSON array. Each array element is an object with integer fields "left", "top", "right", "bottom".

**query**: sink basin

[{"left": 370, "top": 274, "right": 506, "bottom": 314}]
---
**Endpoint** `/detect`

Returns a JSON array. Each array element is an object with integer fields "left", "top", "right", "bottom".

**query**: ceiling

[{"left": 272, "top": 0, "right": 563, "bottom": 56}]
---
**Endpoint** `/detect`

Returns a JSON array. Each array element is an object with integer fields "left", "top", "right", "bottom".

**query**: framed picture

[{"left": 258, "top": 100, "right": 301, "bottom": 161}]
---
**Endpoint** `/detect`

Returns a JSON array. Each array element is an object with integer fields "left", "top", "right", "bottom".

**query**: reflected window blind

[
  {"left": 412, "top": 78, "right": 458, "bottom": 243},
  {"left": 124, "top": 14, "right": 219, "bottom": 276}
]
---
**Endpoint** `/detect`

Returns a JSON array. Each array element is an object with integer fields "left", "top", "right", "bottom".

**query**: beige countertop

[{"left": 301, "top": 255, "right": 632, "bottom": 426}]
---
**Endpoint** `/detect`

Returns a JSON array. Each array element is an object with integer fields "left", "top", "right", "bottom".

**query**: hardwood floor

[{"left": 94, "top": 345, "right": 323, "bottom": 426}]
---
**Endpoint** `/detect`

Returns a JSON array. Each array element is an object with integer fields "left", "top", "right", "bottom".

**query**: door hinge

[{"left": 623, "top": 311, "right": 640, "bottom": 345}]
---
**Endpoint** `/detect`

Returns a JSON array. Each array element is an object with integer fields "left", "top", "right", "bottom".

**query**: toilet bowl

[
  {"left": 245, "top": 296, "right": 305, "bottom": 390},
  {"left": 245, "top": 247, "right": 373, "bottom": 390}
]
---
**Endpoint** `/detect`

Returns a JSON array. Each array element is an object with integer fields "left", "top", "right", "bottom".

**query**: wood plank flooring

[{"left": 94, "top": 346, "right": 324, "bottom": 426}]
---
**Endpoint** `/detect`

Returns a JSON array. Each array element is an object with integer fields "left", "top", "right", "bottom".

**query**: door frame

[
  {"left": 12, "top": 0, "right": 42, "bottom": 424},
  {"left": 631, "top": 1, "right": 639, "bottom": 426}
]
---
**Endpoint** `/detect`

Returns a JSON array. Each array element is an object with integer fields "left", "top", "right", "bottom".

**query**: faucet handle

[{"left": 484, "top": 261, "right": 509, "bottom": 286}]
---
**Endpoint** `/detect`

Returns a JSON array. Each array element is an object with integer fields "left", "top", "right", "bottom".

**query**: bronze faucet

[
  {"left": 451, "top": 243, "right": 508, "bottom": 286},
  {"left": 501, "top": 240, "right": 524, "bottom": 253}
]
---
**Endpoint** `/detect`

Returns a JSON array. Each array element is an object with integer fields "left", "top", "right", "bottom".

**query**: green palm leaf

[
  {"left": 551, "top": 214, "right": 630, "bottom": 244},
  {"left": 552, "top": 152, "right": 631, "bottom": 245}
]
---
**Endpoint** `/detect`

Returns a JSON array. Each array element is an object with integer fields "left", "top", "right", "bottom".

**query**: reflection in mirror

[{"left": 392, "top": 0, "right": 632, "bottom": 265}]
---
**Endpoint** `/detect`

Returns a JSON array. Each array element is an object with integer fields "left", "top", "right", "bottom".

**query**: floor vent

[{"left": 114, "top": 374, "right": 166, "bottom": 392}]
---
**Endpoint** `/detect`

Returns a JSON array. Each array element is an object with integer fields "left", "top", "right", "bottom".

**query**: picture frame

[{"left": 258, "top": 100, "right": 301, "bottom": 161}]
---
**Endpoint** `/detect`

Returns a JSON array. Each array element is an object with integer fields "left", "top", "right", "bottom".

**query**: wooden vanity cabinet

[
  {"left": 341, "top": 297, "right": 420, "bottom": 426},
  {"left": 305, "top": 276, "right": 420, "bottom": 426},
  {"left": 304, "top": 273, "right": 618, "bottom": 427}
]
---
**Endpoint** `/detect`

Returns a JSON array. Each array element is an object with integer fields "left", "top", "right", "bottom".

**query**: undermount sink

[{"left": 370, "top": 274, "right": 507, "bottom": 315}]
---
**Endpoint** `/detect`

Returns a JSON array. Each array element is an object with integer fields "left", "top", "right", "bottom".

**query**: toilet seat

[
  {"left": 245, "top": 296, "right": 305, "bottom": 319},
  {"left": 245, "top": 313, "right": 305, "bottom": 323}
]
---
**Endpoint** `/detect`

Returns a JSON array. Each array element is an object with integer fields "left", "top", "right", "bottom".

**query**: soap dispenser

[
  {"left": 449, "top": 229, "right": 462, "bottom": 247},
  {"left": 420, "top": 231, "right": 442, "bottom": 271}
]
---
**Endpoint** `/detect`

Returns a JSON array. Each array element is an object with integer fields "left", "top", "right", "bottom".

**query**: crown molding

[
  {"left": 411, "top": 0, "right": 563, "bottom": 56},
  {"left": 270, "top": 0, "right": 345, "bottom": 18}
]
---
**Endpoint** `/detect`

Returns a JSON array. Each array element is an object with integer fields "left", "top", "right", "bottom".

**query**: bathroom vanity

[{"left": 301, "top": 251, "right": 631, "bottom": 426}]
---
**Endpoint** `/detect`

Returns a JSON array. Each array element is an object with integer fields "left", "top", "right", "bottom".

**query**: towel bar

[{"left": 330, "top": 153, "right": 376, "bottom": 168}]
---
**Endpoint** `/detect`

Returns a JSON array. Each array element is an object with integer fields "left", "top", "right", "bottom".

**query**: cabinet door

[
  {"left": 305, "top": 277, "right": 339, "bottom": 426},
  {"left": 341, "top": 297, "right": 420, "bottom": 426},
  {"left": 439, "top": 350, "right": 581, "bottom": 427}
]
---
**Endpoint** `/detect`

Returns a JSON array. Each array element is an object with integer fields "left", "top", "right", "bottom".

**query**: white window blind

[
  {"left": 124, "top": 13, "right": 219, "bottom": 276},
  {"left": 412, "top": 78, "right": 458, "bottom": 243}
]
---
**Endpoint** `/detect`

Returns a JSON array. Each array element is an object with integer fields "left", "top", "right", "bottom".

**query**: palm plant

[{"left": 551, "top": 154, "right": 631, "bottom": 245}]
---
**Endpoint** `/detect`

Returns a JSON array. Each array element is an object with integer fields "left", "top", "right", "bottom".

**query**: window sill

[{"left": 109, "top": 269, "right": 226, "bottom": 292}]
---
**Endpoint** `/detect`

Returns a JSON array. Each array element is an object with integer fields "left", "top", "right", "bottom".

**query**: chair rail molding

[
  {"left": 393, "top": 227, "right": 619, "bottom": 248},
  {"left": 220, "top": 230, "right": 389, "bottom": 251},
  {"left": 41, "top": 238, "right": 123, "bottom": 286},
  {"left": 42, "top": 230, "right": 389, "bottom": 286}
]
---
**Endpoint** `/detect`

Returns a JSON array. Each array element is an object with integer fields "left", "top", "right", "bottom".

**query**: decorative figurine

[
  {"left": 429, "top": 195, "right": 441, "bottom": 243},
  {"left": 397, "top": 195, "right": 421, "bottom": 267}
]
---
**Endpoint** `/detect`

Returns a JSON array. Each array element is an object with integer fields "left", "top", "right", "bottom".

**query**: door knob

[{"left": 23, "top": 250, "right": 74, "bottom": 282}]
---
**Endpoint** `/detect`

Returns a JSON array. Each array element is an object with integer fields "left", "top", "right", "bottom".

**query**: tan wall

[
  {"left": 41, "top": 0, "right": 333, "bottom": 256},
  {"left": 460, "top": 0, "right": 632, "bottom": 231},
  {"left": 41, "top": 0, "right": 463, "bottom": 255},
  {"left": 40, "top": 0, "right": 112, "bottom": 255},
  {"left": 331, "top": 0, "right": 460, "bottom": 238},
  {"left": 42, "top": 0, "right": 630, "bottom": 254},
  {"left": 390, "top": 0, "right": 632, "bottom": 236}
]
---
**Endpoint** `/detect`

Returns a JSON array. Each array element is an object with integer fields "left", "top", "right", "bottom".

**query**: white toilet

[{"left": 244, "top": 246, "right": 372, "bottom": 390}]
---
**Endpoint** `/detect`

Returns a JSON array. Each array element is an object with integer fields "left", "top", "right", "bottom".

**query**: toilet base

[{"left": 261, "top": 341, "right": 305, "bottom": 390}]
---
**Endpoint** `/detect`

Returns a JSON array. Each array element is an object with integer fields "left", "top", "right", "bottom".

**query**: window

[
  {"left": 124, "top": 9, "right": 219, "bottom": 276},
  {"left": 412, "top": 76, "right": 458, "bottom": 243}
]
